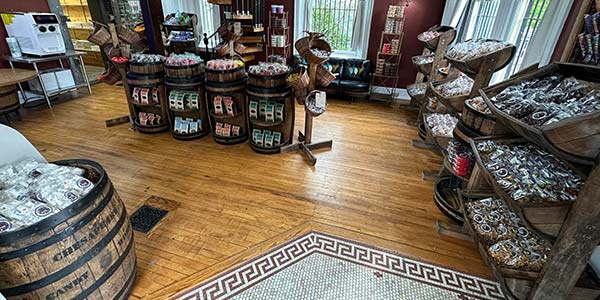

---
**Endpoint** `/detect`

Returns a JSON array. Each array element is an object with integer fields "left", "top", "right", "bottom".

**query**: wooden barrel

[
  {"left": 128, "top": 61, "right": 164, "bottom": 75},
  {"left": 126, "top": 72, "right": 164, "bottom": 87},
  {"left": 0, "top": 85, "right": 19, "bottom": 114},
  {"left": 165, "top": 63, "right": 205, "bottom": 79},
  {"left": 126, "top": 72, "right": 169, "bottom": 134},
  {"left": 205, "top": 66, "right": 246, "bottom": 83},
  {"left": 166, "top": 76, "right": 211, "bottom": 140},
  {"left": 246, "top": 84, "right": 294, "bottom": 154},
  {"left": 247, "top": 72, "right": 288, "bottom": 89},
  {"left": 0, "top": 159, "right": 136, "bottom": 300},
  {"left": 433, "top": 176, "right": 464, "bottom": 225},
  {"left": 205, "top": 77, "right": 249, "bottom": 145}
]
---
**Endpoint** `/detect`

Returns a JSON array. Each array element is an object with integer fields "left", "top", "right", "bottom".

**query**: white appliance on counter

[{"left": 1, "top": 12, "right": 66, "bottom": 56}]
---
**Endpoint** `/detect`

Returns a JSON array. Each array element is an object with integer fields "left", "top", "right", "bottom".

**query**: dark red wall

[
  {"left": 263, "top": 0, "right": 445, "bottom": 88},
  {"left": 0, "top": 0, "right": 51, "bottom": 57},
  {"left": 367, "top": 0, "right": 445, "bottom": 88}
]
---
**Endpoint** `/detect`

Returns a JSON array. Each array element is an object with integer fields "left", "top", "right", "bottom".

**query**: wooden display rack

[
  {"left": 281, "top": 33, "right": 333, "bottom": 166},
  {"left": 436, "top": 62, "right": 600, "bottom": 300},
  {"left": 370, "top": 4, "right": 405, "bottom": 102},
  {"left": 408, "top": 26, "right": 456, "bottom": 150},
  {"left": 163, "top": 13, "right": 199, "bottom": 54},
  {"left": 418, "top": 39, "right": 516, "bottom": 182}
]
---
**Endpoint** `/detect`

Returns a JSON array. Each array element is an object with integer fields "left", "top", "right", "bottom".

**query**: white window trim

[
  {"left": 444, "top": 0, "right": 572, "bottom": 82},
  {"left": 293, "top": 0, "right": 374, "bottom": 59}
]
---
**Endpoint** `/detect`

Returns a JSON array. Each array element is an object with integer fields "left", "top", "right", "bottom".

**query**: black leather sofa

[
  {"left": 323, "top": 58, "right": 372, "bottom": 100},
  {"left": 293, "top": 55, "right": 372, "bottom": 100}
]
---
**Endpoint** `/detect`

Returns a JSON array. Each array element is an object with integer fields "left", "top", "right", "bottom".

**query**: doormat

[
  {"left": 173, "top": 232, "right": 505, "bottom": 300},
  {"left": 130, "top": 205, "right": 169, "bottom": 234}
]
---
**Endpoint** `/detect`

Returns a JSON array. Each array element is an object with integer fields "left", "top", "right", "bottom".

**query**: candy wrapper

[
  {"left": 166, "top": 52, "right": 204, "bottom": 66},
  {"left": 435, "top": 75, "right": 474, "bottom": 98},
  {"left": 446, "top": 39, "right": 512, "bottom": 61},
  {"left": 491, "top": 74, "right": 600, "bottom": 126},
  {"left": 426, "top": 113, "right": 458, "bottom": 137},
  {"left": 248, "top": 62, "right": 289, "bottom": 76},
  {"left": 488, "top": 238, "right": 551, "bottom": 272},
  {"left": 0, "top": 160, "right": 95, "bottom": 230},
  {"left": 0, "top": 214, "right": 23, "bottom": 233},
  {"left": 418, "top": 31, "right": 440, "bottom": 42},
  {"left": 130, "top": 53, "right": 165, "bottom": 64},
  {"left": 206, "top": 59, "right": 244, "bottom": 70},
  {"left": 477, "top": 140, "right": 583, "bottom": 203}
]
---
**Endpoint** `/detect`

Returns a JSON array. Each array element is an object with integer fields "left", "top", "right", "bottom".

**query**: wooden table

[{"left": 0, "top": 69, "right": 37, "bottom": 121}]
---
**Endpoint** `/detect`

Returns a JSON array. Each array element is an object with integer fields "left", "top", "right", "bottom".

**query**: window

[
  {"left": 294, "top": 0, "right": 374, "bottom": 58},
  {"left": 458, "top": 0, "right": 551, "bottom": 80},
  {"left": 509, "top": 0, "right": 550, "bottom": 74},
  {"left": 160, "top": 0, "right": 220, "bottom": 35},
  {"left": 311, "top": 0, "right": 360, "bottom": 51}
]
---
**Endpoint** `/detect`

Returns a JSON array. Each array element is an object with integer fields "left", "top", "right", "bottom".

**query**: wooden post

[
  {"left": 528, "top": 165, "right": 600, "bottom": 300},
  {"left": 139, "top": 0, "right": 165, "bottom": 55}
]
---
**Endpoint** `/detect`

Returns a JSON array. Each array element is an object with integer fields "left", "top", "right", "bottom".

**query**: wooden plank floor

[{"left": 9, "top": 84, "right": 491, "bottom": 299}]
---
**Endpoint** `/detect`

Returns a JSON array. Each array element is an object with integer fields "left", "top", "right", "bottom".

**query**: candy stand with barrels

[
  {"left": 0, "top": 159, "right": 136, "bottom": 300},
  {"left": 117, "top": 52, "right": 300, "bottom": 154},
  {"left": 407, "top": 25, "right": 456, "bottom": 148}
]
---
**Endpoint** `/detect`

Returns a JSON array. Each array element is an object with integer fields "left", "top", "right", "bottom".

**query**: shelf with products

[
  {"left": 563, "top": 0, "right": 600, "bottom": 66},
  {"left": 205, "top": 63, "right": 249, "bottom": 145},
  {"left": 370, "top": 4, "right": 405, "bottom": 100},
  {"left": 457, "top": 191, "right": 600, "bottom": 300},
  {"left": 163, "top": 13, "right": 199, "bottom": 54},
  {"left": 246, "top": 67, "right": 294, "bottom": 154},
  {"left": 434, "top": 62, "right": 600, "bottom": 300},
  {"left": 165, "top": 73, "right": 210, "bottom": 140},
  {"left": 267, "top": 11, "right": 291, "bottom": 64}
]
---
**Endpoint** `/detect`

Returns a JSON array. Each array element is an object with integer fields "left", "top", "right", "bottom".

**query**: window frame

[{"left": 294, "top": 0, "right": 374, "bottom": 59}]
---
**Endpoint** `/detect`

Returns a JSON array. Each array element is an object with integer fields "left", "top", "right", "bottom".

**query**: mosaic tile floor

[{"left": 175, "top": 232, "right": 505, "bottom": 300}]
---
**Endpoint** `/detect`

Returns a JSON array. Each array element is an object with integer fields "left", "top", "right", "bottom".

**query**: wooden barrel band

[
  {"left": 0, "top": 159, "right": 108, "bottom": 245},
  {"left": 71, "top": 234, "right": 135, "bottom": 300},
  {"left": 0, "top": 185, "right": 115, "bottom": 261},
  {"left": 0, "top": 206, "right": 129, "bottom": 296}
]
